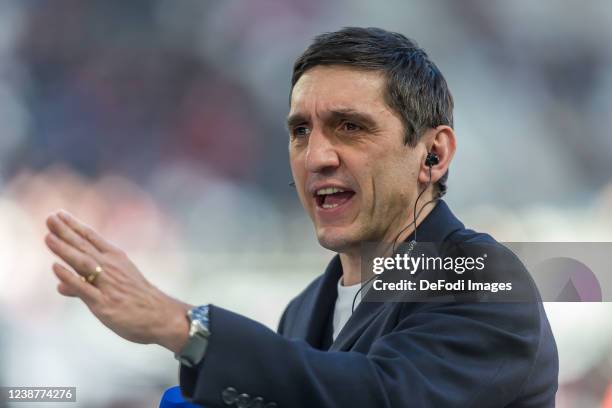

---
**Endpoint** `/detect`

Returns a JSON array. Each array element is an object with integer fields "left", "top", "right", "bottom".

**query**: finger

[
  {"left": 46, "top": 215, "right": 100, "bottom": 258},
  {"left": 45, "top": 233, "right": 102, "bottom": 280},
  {"left": 56, "top": 210, "right": 119, "bottom": 254},
  {"left": 57, "top": 282, "right": 78, "bottom": 297},
  {"left": 52, "top": 262, "right": 102, "bottom": 305}
]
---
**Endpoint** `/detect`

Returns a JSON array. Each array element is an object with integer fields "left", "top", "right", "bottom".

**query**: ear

[{"left": 418, "top": 125, "right": 456, "bottom": 185}]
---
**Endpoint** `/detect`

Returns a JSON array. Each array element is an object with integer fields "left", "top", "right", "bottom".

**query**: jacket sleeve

[{"left": 179, "top": 301, "right": 555, "bottom": 408}]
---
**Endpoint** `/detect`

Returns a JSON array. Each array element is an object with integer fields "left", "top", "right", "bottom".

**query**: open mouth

[{"left": 314, "top": 187, "right": 356, "bottom": 209}]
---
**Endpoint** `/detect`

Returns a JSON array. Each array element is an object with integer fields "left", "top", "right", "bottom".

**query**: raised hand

[{"left": 45, "top": 210, "right": 192, "bottom": 353}]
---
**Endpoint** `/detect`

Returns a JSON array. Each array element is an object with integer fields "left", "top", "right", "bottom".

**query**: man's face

[{"left": 288, "top": 65, "right": 423, "bottom": 252}]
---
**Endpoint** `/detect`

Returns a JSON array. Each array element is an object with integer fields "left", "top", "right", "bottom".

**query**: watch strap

[{"left": 176, "top": 331, "right": 209, "bottom": 368}]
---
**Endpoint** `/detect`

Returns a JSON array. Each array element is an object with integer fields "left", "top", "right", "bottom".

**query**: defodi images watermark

[{"left": 360, "top": 241, "right": 608, "bottom": 303}]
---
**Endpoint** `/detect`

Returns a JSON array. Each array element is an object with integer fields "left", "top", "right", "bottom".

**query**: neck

[{"left": 339, "top": 197, "right": 437, "bottom": 286}]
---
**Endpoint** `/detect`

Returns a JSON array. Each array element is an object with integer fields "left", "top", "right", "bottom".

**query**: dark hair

[{"left": 291, "top": 27, "right": 453, "bottom": 198}]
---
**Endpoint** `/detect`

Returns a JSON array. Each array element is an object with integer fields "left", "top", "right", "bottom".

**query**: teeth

[
  {"left": 322, "top": 203, "right": 339, "bottom": 209},
  {"left": 316, "top": 187, "right": 345, "bottom": 196}
]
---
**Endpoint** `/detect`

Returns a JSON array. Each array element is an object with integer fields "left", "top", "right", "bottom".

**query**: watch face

[
  {"left": 188, "top": 305, "right": 210, "bottom": 337},
  {"left": 191, "top": 306, "right": 209, "bottom": 320}
]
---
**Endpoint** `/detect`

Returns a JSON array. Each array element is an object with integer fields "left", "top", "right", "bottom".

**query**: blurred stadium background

[{"left": 0, "top": 0, "right": 611, "bottom": 406}]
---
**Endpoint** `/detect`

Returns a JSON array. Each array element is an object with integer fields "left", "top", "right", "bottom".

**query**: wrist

[{"left": 157, "top": 295, "right": 193, "bottom": 353}]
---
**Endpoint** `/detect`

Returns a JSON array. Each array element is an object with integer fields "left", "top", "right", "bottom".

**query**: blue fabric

[
  {"left": 160, "top": 386, "right": 202, "bottom": 408},
  {"left": 179, "top": 200, "right": 559, "bottom": 407}
]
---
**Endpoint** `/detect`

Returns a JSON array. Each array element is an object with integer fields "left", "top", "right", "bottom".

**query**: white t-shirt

[{"left": 332, "top": 277, "right": 362, "bottom": 341}]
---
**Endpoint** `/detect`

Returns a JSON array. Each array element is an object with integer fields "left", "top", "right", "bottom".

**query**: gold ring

[{"left": 86, "top": 265, "right": 103, "bottom": 284}]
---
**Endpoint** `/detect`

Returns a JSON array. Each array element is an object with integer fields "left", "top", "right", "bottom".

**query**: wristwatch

[{"left": 175, "top": 304, "right": 211, "bottom": 368}]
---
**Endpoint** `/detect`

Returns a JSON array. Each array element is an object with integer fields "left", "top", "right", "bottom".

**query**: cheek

[
  {"left": 366, "top": 160, "right": 413, "bottom": 207},
  {"left": 355, "top": 163, "right": 385, "bottom": 212},
  {"left": 289, "top": 153, "right": 304, "bottom": 181},
  {"left": 289, "top": 156, "right": 310, "bottom": 207}
]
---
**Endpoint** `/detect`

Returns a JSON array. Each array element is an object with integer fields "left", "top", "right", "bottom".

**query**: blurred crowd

[{"left": 0, "top": 0, "right": 611, "bottom": 406}]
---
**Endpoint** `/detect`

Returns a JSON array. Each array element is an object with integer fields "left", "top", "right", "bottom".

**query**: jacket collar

[{"left": 403, "top": 199, "right": 464, "bottom": 243}]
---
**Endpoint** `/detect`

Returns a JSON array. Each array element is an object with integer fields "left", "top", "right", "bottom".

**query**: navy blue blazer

[{"left": 180, "top": 200, "right": 558, "bottom": 407}]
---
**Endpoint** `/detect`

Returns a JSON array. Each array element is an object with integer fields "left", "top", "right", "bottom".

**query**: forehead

[{"left": 289, "top": 66, "right": 391, "bottom": 118}]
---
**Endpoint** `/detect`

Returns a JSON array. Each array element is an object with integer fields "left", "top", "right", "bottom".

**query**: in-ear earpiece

[{"left": 425, "top": 152, "right": 439, "bottom": 167}]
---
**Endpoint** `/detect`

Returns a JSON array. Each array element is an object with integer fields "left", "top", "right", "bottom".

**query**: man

[{"left": 45, "top": 27, "right": 558, "bottom": 407}]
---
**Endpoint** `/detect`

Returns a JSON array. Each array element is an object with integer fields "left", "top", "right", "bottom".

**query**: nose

[{"left": 305, "top": 129, "right": 340, "bottom": 174}]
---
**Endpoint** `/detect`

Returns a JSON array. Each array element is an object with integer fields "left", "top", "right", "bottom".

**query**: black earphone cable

[{"left": 392, "top": 165, "right": 436, "bottom": 253}]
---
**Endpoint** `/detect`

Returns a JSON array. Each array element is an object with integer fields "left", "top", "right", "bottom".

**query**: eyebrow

[
  {"left": 286, "top": 108, "right": 378, "bottom": 130},
  {"left": 286, "top": 112, "right": 308, "bottom": 130}
]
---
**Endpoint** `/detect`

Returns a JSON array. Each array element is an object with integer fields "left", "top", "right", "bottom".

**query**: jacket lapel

[
  {"left": 328, "top": 300, "right": 388, "bottom": 351},
  {"left": 301, "top": 255, "right": 342, "bottom": 348}
]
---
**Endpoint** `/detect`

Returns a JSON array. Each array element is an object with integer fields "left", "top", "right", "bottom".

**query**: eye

[
  {"left": 292, "top": 126, "right": 311, "bottom": 139},
  {"left": 340, "top": 121, "right": 362, "bottom": 132}
]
